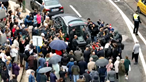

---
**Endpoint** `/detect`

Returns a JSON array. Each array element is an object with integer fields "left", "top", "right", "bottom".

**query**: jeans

[
  {"left": 25, "top": 62, "right": 28, "bottom": 70},
  {"left": 73, "top": 75, "right": 79, "bottom": 82}
]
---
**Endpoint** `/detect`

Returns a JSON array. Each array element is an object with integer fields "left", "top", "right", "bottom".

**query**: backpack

[
  {"left": 121, "top": 43, "right": 125, "bottom": 50},
  {"left": 0, "top": 61, "right": 5, "bottom": 74},
  {"left": 1, "top": 70, "right": 7, "bottom": 79}
]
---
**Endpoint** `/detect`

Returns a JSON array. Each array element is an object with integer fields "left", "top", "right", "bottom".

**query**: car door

[
  {"left": 53, "top": 16, "right": 62, "bottom": 29},
  {"left": 140, "top": 0, "right": 146, "bottom": 14},
  {"left": 144, "top": 0, "right": 146, "bottom": 15},
  {"left": 34, "top": 0, "right": 42, "bottom": 11}
]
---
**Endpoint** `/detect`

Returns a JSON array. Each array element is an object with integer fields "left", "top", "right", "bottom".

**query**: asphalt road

[{"left": 11, "top": 0, "right": 146, "bottom": 82}]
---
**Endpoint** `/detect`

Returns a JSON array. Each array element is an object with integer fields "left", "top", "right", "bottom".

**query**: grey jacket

[
  {"left": 107, "top": 70, "right": 116, "bottom": 81},
  {"left": 74, "top": 50, "right": 83, "bottom": 61},
  {"left": 133, "top": 43, "right": 140, "bottom": 54}
]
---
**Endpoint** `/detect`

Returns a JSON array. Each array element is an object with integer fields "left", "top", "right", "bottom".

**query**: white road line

[
  {"left": 109, "top": 0, "right": 146, "bottom": 75},
  {"left": 70, "top": 5, "right": 82, "bottom": 17}
]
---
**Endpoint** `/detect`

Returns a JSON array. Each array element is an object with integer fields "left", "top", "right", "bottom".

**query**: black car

[
  {"left": 30, "top": 0, "right": 64, "bottom": 16},
  {"left": 52, "top": 14, "right": 91, "bottom": 48}
]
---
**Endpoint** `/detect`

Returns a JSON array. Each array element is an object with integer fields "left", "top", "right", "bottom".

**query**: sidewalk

[
  {"left": 9, "top": 0, "right": 30, "bottom": 19},
  {"left": 8, "top": 0, "right": 31, "bottom": 82}
]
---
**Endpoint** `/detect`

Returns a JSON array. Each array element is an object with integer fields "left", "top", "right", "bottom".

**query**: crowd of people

[{"left": 0, "top": 1, "right": 140, "bottom": 82}]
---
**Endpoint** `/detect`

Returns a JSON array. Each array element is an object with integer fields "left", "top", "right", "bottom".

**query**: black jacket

[
  {"left": 84, "top": 50, "right": 91, "bottom": 63},
  {"left": 83, "top": 73, "right": 91, "bottom": 82},
  {"left": 61, "top": 56, "right": 69, "bottom": 66},
  {"left": 78, "top": 60, "right": 87, "bottom": 75}
]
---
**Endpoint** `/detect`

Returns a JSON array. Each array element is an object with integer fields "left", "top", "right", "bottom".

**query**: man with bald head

[{"left": 72, "top": 35, "right": 78, "bottom": 51}]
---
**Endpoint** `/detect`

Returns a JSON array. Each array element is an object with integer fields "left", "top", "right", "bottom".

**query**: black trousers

[
  {"left": 19, "top": 53, "right": 24, "bottom": 65},
  {"left": 134, "top": 53, "right": 139, "bottom": 63},
  {"left": 133, "top": 21, "right": 139, "bottom": 34}
]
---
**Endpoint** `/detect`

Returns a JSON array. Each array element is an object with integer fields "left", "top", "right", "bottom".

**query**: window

[{"left": 36, "top": 0, "right": 42, "bottom": 4}]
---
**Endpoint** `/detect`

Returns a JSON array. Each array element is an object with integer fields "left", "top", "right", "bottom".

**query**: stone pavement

[
  {"left": 9, "top": 0, "right": 30, "bottom": 19},
  {"left": 7, "top": 0, "right": 31, "bottom": 82}
]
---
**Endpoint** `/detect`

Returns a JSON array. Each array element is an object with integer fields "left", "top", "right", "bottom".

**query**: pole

[
  {"left": 37, "top": 38, "right": 38, "bottom": 56},
  {"left": 22, "top": 0, "right": 26, "bottom": 13}
]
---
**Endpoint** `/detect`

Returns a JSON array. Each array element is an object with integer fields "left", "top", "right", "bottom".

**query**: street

[{"left": 11, "top": 0, "right": 146, "bottom": 82}]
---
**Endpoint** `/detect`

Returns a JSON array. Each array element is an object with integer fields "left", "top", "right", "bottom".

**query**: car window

[
  {"left": 36, "top": 0, "right": 42, "bottom": 4},
  {"left": 44, "top": 0, "right": 59, "bottom": 6},
  {"left": 69, "top": 25, "right": 84, "bottom": 36},
  {"left": 54, "top": 17, "right": 63, "bottom": 28}
]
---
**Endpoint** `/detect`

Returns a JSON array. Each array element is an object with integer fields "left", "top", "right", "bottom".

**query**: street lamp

[{"left": 22, "top": 0, "right": 26, "bottom": 13}]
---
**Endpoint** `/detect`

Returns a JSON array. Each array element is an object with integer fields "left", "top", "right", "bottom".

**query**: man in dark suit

[
  {"left": 84, "top": 47, "right": 91, "bottom": 63},
  {"left": 72, "top": 35, "right": 78, "bottom": 51}
]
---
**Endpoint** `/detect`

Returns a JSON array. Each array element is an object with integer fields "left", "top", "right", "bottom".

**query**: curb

[{"left": 123, "top": 0, "right": 146, "bottom": 25}]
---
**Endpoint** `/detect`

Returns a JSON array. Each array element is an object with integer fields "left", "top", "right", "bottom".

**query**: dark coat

[
  {"left": 72, "top": 38, "right": 78, "bottom": 50},
  {"left": 98, "top": 67, "right": 106, "bottom": 77},
  {"left": 74, "top": 50, "right": 83, "bottom": 61},
  {"left": 96, "top": 49, "right": 105, "bottom": 57},
  {"left": 84, "top": 50, "right": 91, "bottom": 63},
  {"left": 83, "top": 73, "right": 91, "bottom": 82},
  {"left": 27, "top": 55, "right": 35, "bottom": 69},
  {"left": 92, "top": 75, "right": 99, "bottom": 82},
  {"left": 50, "top": 72, "right": 57, "bottom": 82},
  {"left": 59, "top": 70, "right": 66, "bottom": 79},
  {"left": 12, "top": 63, "right": 20, "bottom": 76},
  {"left": 67, "top": 61, "right": 74, "bottom": 73},
  {"left": 86, "top": 37, "right": 91, "bottom": 45},
  {"left": 61, "top": 56, "right": 69, "bottom": 66},
  {"left": 78, "top": 60, "right": 86, "bottom": 75},
  {"left": 40, "top": 74, "right": 48, "bottom": 82}
]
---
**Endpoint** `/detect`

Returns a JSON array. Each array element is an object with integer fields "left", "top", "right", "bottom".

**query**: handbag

[{"left": 129, "top": 65, "right": 131, "bottom": 71}]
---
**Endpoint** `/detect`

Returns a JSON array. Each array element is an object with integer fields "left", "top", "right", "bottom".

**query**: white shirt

[
  {"left": 0, "top": 53, "right": 6, "bottom": 62},
  {"left": 133, "top": 43, "right": 140, "bottom": 54},
  {"left": 10, "top": 48, "right": 18, "bottom": 57},
  {"left": 13, "top": 39, "right": 19, "bottom": 48},
  {"left": 114, "top": 60, "right": 120, "bottom": 73}
]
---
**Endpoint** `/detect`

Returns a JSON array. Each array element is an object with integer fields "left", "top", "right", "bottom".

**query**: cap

[{"left": 41, "top": 33, "right": 45, "bottom": 36}]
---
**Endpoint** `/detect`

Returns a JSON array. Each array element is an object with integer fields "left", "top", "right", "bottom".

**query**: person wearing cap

[
  {"left": 71, "top": 61, "right": 80, "bottom": 82},
  {"left": 132, "top": 41, "right": 140, "bottom": 64},
  {"left": 29, "top": 71, "right": 35, "bottom": 82},
  {"left": 77, "top": 75, "right": 85, "bottom": 82},
  {"left": 67, "top": 58, "right": 74, "bottom": 81}
]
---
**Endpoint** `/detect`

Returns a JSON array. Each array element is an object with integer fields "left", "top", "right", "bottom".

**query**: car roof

[{"left": 53, "top": 14, "right": 85, "bottom": 26}]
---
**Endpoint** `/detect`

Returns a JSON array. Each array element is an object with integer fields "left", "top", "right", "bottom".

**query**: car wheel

[
  {"left": 137, "top": 7, "right": 141, "bottom": 14},
  {"left": 30, "top": 1, "right": 34, "bottom": 10}
]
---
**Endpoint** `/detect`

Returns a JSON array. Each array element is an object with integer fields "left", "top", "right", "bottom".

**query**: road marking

[
  {"left": 109, "top": 0, "right": 146, "bottom": 75},
  {"left": 70, "top": 5, "right": 82, "bottom": 17}
]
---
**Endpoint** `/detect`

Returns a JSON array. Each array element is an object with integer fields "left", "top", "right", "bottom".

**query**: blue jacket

[
  {"left": 67, "top": 61, "right": 74, "bottom": 73},
  {"left": 39, "top": 58, "right": 46, "bottom": 67},
  {"left": 36, "top": 66, "right": 42, "bottom": 82},
  {"left": 29, "top": 74, "right": 35, "bottom": 82},
  {"left": 50, "top": 72, "right": 57, "bottom": 82}
]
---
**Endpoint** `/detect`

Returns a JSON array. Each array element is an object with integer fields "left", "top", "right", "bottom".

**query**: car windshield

[
  {"left": 44, "top": 0, "right": 59, "bottom": 6},
  {"left": 69, "top": 25, "right": 85, "bottom": 37}
]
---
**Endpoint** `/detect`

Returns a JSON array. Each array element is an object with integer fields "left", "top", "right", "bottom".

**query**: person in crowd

[
  {"left": 12, "top": 62, "right": 20, "bottom": 79},
  {"left": 78, "top": 57, "right": 86, "bottom": 75},
  {"left": 74, "top": 47, "right": 83, "bottom": 62},
  {"left": 36, "top": 65, "right": 42, "bottom": 82},
  {"left": 36, "top": 12, "right": 42, "bottom": 27},
  {"left": 90, "top": 51, "right": 98, "bottom": 62},
  {"left": 29, "top": 71, "right": 35, "bottom": 82},
  {"left": 59, "top": 67, "right": 66, "bottom": 82},
  {"left": 1, "top": 66, "right": 9, "bottom": 82},
  {"left": 107, "top": 68, "right": 116, "bottom": 82},
  {"left": 38, "top": 54, "right": 46, "bottom": 67},
  {"left": 83, "top": 70, "right": 91, "bottom": 82},
  {"left": 40, "top": 73, "right": 48, "bottom": 82},
  {"left": 10, "top": 44, "right": 18, "bottom": 63},
  {"left": 28, "top": 53, "right": 35, "bottom": 69},
  {"left": 124, "top": 56, "right": 131, "bottom": 80},
  {"left": 71, "top": 61, "right": 80, "bottom": 82},
  {"left": 52, "top": 63, "right": 60, "bottom": 79},
  {"left": 132, "top": 41, "right": 140, "bottom": 65},
  {"left": 87, "top": 58, "right": 95, "bottom": 72},
  {"left": 84, "top": 47, "right": 91, "bottom": 64},
  {"left": 0, "top": 56, "right": 6, "bottom": 81},
  {"left": 19, "top": 38, "right": 25, "bottom": 67},
  {"left": 133, "top": 11, "right": 142, "bottom": 35},
  {"left": 50, "top": 70, "right": 57, "bottom": 82},
  {"left": 68, "top": 50, "right": 75, "bottom": 61},
  {"left": 114, "top": 56, "right": 120, "bottom": 79},
  {"left": 67, "top": 58, "right": 74, "bottom": 81},
  {"left": 72, "top": 35, "right": 78, "bottom": 51},
  {"left": 98, "top": 66, "right": 106, "bottom": 82},
  {"left": 77, "top": 75, "right": 85, "bottom": 82},
  {"left": 118, "top": 59, "right": 125, "bottom": 82},
  {"left": 106, "top": 59, "right": 113, "bottom": 73},
  {"left": 10, "top": 75, "right": 17, "bottom": 82},
  {"left": 86, "top": 34, "right": 91, "bottom": 45},
  {"left": 90, "top": 68, "right": 100, "bottom": 82}
]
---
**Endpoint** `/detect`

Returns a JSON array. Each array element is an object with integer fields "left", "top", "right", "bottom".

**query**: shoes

[
  {"left": 135, "top": 34, "right": 138, "bottom": 36},
  {"left": 20, "top": 65, "right": 24, "bottom": 67},
  {"left": 125, "top": 76, "right": 128, "bottom": 80},
  {"left": 134, "top": 62, "right": 138, "bottom": 65}
]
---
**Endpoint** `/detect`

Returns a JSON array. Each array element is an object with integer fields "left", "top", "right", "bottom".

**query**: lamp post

[{"left": 22, "top": 0, "right": 26, "bottom": 13}]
